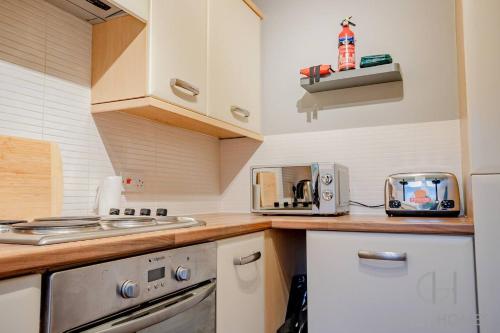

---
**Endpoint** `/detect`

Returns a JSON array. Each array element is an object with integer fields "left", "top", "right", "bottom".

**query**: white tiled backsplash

[
  {"left": 0, "top": 0, "right": 463, "bottom": 217},
  {"left": 0, "top": 0, "right": 220, "bottom": 216},
  {"left": 220, "top": 120, "right": 463, "bottom": 215}
]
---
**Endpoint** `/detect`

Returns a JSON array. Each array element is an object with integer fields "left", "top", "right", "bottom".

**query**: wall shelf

[
  {"left": 91, "top": 97, "right": 264, "bottom": 142},
  {"left": 301, "top": 63, "right": 402, "bottom": 93}
]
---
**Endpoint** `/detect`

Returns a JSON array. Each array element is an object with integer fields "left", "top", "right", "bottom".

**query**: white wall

[
  {"left": 0, "top": 0, "right": 220, "bottom": 216},
  {"left": 217, "top": 0, "right": 464, "bottom": 214},
  {"left": 220, "top": 120, "right": 463, "bottom": 215},
  {"left": 255, "top": 0, "right": 459, "bottom": 135}
]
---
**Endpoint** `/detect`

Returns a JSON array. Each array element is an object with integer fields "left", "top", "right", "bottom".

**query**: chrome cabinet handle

[
  {"left": 82, "top": 281, "right": 216, "bottom": 333},
  {"left": 231, "top": 105, "right": 250, "bottom": 118},
  {"left": 170, "top": 78, "right": 199, "bottom": 96},
  {"left": 358, "top": 250, "right": 407, "bottom": 261},
  {"left": 234, "top": 251, "right": 261, "bottom": 265}
]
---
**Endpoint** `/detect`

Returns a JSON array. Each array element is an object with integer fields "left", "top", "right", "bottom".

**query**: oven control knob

[
  {"left": 175, "top": 266, "right": 191, "bottom": 281},
  {"left": 322, "top": 191, "right": 334, "bottom": 201},
  {"left": 120, "top": 280, "right": 140, "bottom": 299},
  {"left": 321, "top": 174, "right": 333, "bottom": 185}
]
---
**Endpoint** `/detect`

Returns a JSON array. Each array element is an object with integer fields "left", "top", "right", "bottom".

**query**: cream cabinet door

[
  {"left": 0, "top": 274, "right": 41, "bottom": 333},
  {"left": 217, "top": 232, "right": 265, "bottom": 333},
  {"left": 208, "top": 0, "right": 261, "bottom": 132},
  {"left": 307, "top": 231, "right": 477, "bottom": 333},
  {"left": 148, "top": 0, "right": 207, "bottom": 114}
]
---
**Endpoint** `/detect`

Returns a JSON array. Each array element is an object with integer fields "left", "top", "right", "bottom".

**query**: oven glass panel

[{"left": 148, "top": 267, "right": 165, "bottom": 282}]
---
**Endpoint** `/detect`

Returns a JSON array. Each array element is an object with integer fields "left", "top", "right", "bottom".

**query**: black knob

[
  {"left": 156, "top": 208, "right": 168, "bottom": 216},
  {"left": 389, "top": 200, "right": 401, "bottom": 209},
  {"left": 441, "top": 200, "right": 455, "bottom": 209},
  {"left": 274, "top": 202, "right": 280, "bottom": 208},
  {"left": 284, "top": 202, "right": 289, "bottom": 207},
  {"left": 124, "top": 208, "right": 135, "bottom": 216},
  {"left": 140, "top": 208, "right": 151, "bottom": 216},
  {"left": 109, "top": 208, "right": 120, "bottom": 215}
]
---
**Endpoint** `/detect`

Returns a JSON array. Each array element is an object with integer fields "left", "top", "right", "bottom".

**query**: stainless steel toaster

[
  {"left": 251, "top": 163, "right": 350, "bottom": 215},
  {"left": 385, "top": 172, "right": 460, "bottom": 217}
]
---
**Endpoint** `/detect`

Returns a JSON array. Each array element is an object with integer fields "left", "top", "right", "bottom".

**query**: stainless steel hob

[{"left": 0, "top": 216, "right": 205, "bottom": 245}]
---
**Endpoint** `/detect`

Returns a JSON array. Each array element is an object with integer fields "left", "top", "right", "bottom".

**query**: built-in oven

[{"left": 42, "top": 242, "right": 216, "bottom": 333}]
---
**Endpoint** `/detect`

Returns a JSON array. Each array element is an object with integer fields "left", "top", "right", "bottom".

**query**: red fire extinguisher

[{"left": 338, "top": 16, "right": 356, "bottom": 71}]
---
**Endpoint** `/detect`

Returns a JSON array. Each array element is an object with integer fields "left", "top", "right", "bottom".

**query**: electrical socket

[{"left": 122, "top": 174, "right": 145, "bottom": 192}]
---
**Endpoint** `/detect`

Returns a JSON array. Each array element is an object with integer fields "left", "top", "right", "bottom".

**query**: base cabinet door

[
  {"left": 307, "top": 231, "right": 477, "bottom": 333},
  {"left": 0, "top": 274, "right": 41, "bottom": 333},
  {"left": 208, "top": 0, "right": 261, "bottom": 132},
  {"left": 217, "top": 232, "right": 265, "bottom": 333}
]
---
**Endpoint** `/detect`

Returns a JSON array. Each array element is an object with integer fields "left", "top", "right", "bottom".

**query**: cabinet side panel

[
  {"left": 92, "top": 16, "right": 148, "bottom": 104},
  {"left": 0, "top": 274, "right": 41, "bottom": 333},
  {"left": 472, "top": 174, "right": 500, "bottom": 333}
]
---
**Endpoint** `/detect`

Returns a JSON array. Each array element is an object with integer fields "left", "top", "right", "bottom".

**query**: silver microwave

[{"left": 251, "top": 163, "right": 350, "bottom": 215}]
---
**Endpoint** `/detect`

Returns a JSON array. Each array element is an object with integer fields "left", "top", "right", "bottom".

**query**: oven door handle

[{"left": 82, "top": 281, "right": 216, "bottom": 333}]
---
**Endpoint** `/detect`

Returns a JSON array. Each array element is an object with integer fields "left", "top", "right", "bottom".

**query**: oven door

[{"left": 74, "top": 281, "right": 215, "bottom": 333}]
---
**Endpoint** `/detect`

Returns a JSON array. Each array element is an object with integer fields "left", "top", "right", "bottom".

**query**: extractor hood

[{"left": 46, "top": 0, "right": 127, "bottom": 24}]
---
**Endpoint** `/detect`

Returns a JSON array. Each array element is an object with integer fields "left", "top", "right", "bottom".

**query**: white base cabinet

[
  {"left": 216, "top": 232, "right": 265, "bottom": 333},
  {"left": 472, "top": 174, "right": 500, "bottom": 333},
  {"left": 307, "top": 231, "right": 477, "bottom": 333},
  {"left": 0, "top": 274, "right": 41, "bottom": 333}
]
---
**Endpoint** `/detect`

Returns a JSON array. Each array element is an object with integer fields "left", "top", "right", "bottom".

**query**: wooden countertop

[{"left": 0, "top": 214, "right": 473, "bottom": 279}]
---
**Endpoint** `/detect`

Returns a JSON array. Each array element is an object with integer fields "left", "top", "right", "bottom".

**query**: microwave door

[{"left": 77, "top": 281, "right": 216, "bottom": 333}]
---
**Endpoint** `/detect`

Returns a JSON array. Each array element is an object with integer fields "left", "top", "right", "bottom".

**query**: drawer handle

[
  {"left": 234, "top": 251, "right": 261, "bottom": 265},
  {"left": 170, "top": 78, "right": 200, "bottom": 96},
  {"left": 358, "top": 250, "right": 407, "bottom": 261},
  {"left": 231, "top": 105, "right": 250, "bottom": 118}
]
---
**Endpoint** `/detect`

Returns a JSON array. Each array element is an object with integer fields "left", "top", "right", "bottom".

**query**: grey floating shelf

[{"left": 301, "top": 63, "right": 402, "bottom": 93}]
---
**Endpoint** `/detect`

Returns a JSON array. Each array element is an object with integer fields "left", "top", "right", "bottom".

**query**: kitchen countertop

[{"left": 0, "top": 213, "right": 474, "bottom": 279}]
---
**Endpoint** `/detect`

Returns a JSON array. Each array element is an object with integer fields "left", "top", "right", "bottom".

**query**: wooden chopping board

[{"left": 0, "top": 135, "right": 63, "bottom": 220}]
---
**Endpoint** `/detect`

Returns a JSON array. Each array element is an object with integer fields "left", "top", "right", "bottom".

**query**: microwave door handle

[{"left": 83, "top": 281, "right": 216, "bottom": 333}]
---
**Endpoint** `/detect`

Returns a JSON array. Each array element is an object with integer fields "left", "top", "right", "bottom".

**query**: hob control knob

[
  {"left": 175, "top": 266, "right": 191, "bottom": 281},
  {"left": 156, "top": 208, "right": 168, "bottom": 217},
  {"left": 321, "top": 174, "right": 333, "bottom": 185},
  {"left": 120, "top": 280, "right": 140, "bottom": 299}
]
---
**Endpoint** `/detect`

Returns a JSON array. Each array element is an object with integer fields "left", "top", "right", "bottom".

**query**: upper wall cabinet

[
  {"left": 149, "top": 0, "right": 207, "bottom": 114},
  {"left": 91, "top": 0, "right": 264, "bottom": 141},
  {"left": 208, "top": 0, "right": 261, "bottom": 133}
]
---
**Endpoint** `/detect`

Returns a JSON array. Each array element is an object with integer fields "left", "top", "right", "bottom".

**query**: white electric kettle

[{"left": 94, "top": 176, "right": 123, "bottom": 216}]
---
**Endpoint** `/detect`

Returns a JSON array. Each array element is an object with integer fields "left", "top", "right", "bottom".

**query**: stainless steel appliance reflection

[
  {"left": 251, "top": 163, "right": 350, "bottom": 215},
  {"left": 43, "top": 242, "right": 216, "bottom": 333}
]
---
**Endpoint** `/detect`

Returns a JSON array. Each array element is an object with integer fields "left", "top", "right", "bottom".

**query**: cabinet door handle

[
  {"left": 231, "top": 105, "right": 250, "bottom": 118},
  {"left": 234, "top": 251, "right": 261, "bottom": 265},
  {"left": 358, "top": 250, "right": 407, "bottom": 261},
  {"left": 170, "top": 78, "right": 200, "bottom": 96}
]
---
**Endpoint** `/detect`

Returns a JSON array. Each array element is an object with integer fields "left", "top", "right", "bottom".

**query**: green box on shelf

[{"left": 360, "top": 54, "right": 393, "bottom": 68}]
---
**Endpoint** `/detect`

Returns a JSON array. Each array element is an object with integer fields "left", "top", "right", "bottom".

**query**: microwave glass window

[
  {"left": 148, "top": 267, "right": 165, "bottom": 282},
  {"left": 254, "top": 166, "right": 313, "bottom": 210}
]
